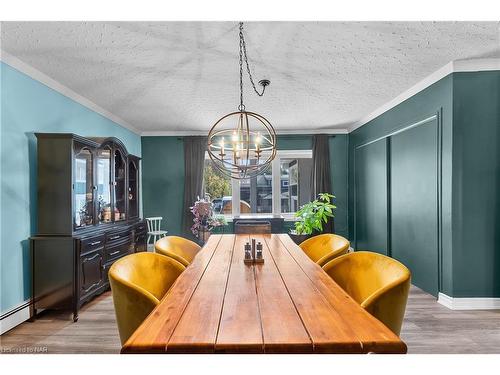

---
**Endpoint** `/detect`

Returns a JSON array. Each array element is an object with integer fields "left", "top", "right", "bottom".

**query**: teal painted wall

[
  {"left": 141, "top": 136, "right": 185, "bottom": 236},
  {"left": 330, "top": 135, "right": 349, "bottom": 238},
  {"left": 349, "top": 71, "right": 500, "bottom": 298},
  {"left": 275, "top": 134, "right": 312, "bottom": 150},
  {"left": 349, "top": 74, "right": 454, "bottom": 296},
  {"left": 389, "top": 117, "right": 439, "bottom": 296},
  {"left": 451, "top": 71, "right": 500, "bottom": 297},
  {"left": 141, "top": 134, "right": 349, "bottom": 238},
  {"left": 354, "top": 139, "right": 389, "bottom": 256},
  {"left": 0, "top": 62, "right": 142, "bottom": 314}
]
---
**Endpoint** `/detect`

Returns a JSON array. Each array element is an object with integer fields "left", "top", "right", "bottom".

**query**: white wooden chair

[{"left": 146, "top": 217, "right": 168, "bottom": 247}]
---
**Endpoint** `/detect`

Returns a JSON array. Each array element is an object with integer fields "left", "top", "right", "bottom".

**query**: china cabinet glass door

[
  {"left": 74, "top": 145, "right": 94, "bottom": 229},
  {"left": 113, "top": 149, "right": 127, "bottom": 222},
  {"left": 128, "top": 160, "right": 139, "bottom": 218},
  {"left": 96, "top": 146, "right": 112, "bottom": 224}
]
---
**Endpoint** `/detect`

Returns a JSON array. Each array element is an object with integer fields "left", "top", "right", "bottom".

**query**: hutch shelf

[{"left": 31, "top": 133, "right": 146, "bottom": 322}]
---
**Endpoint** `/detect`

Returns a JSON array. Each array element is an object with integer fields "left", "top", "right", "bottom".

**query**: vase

[
  {"left": 288, "top": 232, "right": 313, "bottom": 245},
  {"left": 197, "top": 228, "right": 211, "bottom": 245},
  {"left": 202, "top": 230, "right": 211, "bottom": 243}
]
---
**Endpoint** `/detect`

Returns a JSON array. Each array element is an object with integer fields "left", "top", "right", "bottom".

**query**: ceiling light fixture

[{"left": 207, "top": 22, "right": 276, "bottom": 180}]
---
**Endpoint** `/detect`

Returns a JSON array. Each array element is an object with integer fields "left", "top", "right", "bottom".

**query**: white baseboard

[
  {"left": 438, "top": 293, "right": 500, "bottom": 310},
  {"left": 0, "top": 302, "right": 31, "bottom": 335}
]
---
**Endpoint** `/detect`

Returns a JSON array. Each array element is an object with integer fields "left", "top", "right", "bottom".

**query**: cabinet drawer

[
  {"left": 106, "top": 230, "right": 131, "bottom": 247},
  {"left": 81, "top": 235, "right": 105, "bottom": 254},
  {"left": 105, "top": 241, "right": 133, "bottom": 262}
]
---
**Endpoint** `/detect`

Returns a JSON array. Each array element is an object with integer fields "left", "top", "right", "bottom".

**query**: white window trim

[
  {"left": 205, "top": 149, "right": 312, "bottom": 219},
  {"left": 231, "top": 177, "right": 240, "bottom": 216}
]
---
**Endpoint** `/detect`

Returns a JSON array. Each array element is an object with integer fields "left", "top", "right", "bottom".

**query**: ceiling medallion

[{"left": 207, "top": 22, "right": 277, "bottom": 180}]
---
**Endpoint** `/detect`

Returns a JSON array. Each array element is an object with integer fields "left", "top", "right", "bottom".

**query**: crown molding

[
  {"left": 4, "top": 49, "right": 497, "bottom": 137},
  {"left": 0, "top": 50, "right": 349, "bottom": 138},
  {"left": 0, "top": 50, "right": 141, "bottom": 135},
  {"left": 349, "top": 58, "right": 500, "bottom": 133},
  {"left": 274, "top": 128, "right": 349, "bottom": 135},
  {"left": 453, "top": 58, "right": 500, "bottom": 72},
  {"left": 141, "top": 128, "right": 349, "bottom": 136}
]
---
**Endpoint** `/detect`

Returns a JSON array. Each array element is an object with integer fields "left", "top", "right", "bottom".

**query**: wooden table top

[{"left": 121, "top": 234, "right": 407, "bottom": 354}]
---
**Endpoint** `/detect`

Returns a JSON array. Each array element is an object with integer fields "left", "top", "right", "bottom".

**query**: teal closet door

[
  {"left": 390, "top": 118, "right": 439, "bottom": 296},
  {"left": 354, "top": 139, "right": 388, "bottom": 255}
]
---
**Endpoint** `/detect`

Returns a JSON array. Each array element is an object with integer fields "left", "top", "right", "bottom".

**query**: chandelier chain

[
  {"left": 239, "top": 22, "right": 266, "bottom": 111},
  {"left": 239, "top": 24, "right": 244, "bottom": 111},
  {"left": 205, "top": 21, "right": 276, "bottom": 180}
]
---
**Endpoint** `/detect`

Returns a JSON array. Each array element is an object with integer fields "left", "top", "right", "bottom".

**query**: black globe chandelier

[{"left": 207, "top": 22, "right": 277, "bottom": 180}]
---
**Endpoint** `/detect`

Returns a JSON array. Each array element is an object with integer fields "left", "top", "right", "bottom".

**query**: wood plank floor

[{"left": 1, "top": 286, "right": 499, "bottom": 354}]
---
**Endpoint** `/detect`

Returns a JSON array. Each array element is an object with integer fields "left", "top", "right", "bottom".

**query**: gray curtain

[
  {"left": 182, "top": 136, "right": 207, "bottom": 238},
  {"left": 311, "top": 134, "right": 334, "bottom": 233}
]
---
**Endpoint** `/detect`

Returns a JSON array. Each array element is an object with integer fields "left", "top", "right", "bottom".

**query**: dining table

[{"left": 121, "top": 233, "right": 407, "bottom": 354}]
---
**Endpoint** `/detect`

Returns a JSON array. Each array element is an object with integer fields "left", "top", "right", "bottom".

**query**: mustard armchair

[
  {"left": 109, "top": 252, "right": 185, "bottom": 345},
  {"left": 322, "top": 251, "right": 411, "bottom": 336},
  {"left": 154, "top": 236, "right": 202, "bottom": 267},
  {"left": 299, "top": 234, "right": 350, "bottom": 267}
]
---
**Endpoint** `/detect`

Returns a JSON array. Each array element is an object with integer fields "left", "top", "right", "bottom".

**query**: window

[
  {"left": 203, "top": 150, "right": 312, "bottom": 218},
  {"left": 203, "top": 159, "right": 233, "bottom": 215},
  {"left": 279, "top": 156, "right": 313, "bottom": 214},
  {"left": 239, "top": 161, "right": 273, "bottom": 214}
]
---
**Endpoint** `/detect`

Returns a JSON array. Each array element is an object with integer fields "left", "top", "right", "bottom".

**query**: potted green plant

[{"left": 289, "top": 193, "right": 336, "bottom": 245}]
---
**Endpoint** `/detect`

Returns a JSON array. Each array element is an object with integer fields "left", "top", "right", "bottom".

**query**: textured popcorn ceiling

[{"left": 1, "top": 21, "right": 500, "bottom": 133}]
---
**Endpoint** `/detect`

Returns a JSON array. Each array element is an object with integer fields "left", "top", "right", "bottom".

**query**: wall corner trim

[
  {"left": 141, "top": 128, "right": 349, "bottom": 136},
  {"left": 349, "top": 58, "right": 500, "bottom": 133},
  {"left": 0, "top": 301, "right": 30, "bottom": 335},
  {"left": 0, "top": 50, "right": 141, "bottom": 135},
  {"left": 438, "top": 293, "right": 500, "bottom": 310}
]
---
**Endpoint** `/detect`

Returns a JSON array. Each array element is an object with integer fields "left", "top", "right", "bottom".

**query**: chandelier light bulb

[
  {"left": 219, "top": 137, "right": 225, "bottom": 157},
  {"left": 256, "top": 132, "right": 261, "bottom": 144}
]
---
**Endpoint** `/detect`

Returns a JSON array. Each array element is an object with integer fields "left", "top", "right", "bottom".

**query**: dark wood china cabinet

[{"left": 31, "top": 133, "right": 147, "bottom": 322}]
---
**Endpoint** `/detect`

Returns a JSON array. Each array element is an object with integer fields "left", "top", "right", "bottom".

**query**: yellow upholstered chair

[
  {"left": 109, "top": 252, "right": 185, "bottom": 345},
  {"left": 299, "top": 233, "right": 350, "bottom": 267},
  {"left": 322, "top": 251, "right": 411, "bottom": 336},
  {"left": 154, "top": 236, "right": 202, "bottom": 267}
]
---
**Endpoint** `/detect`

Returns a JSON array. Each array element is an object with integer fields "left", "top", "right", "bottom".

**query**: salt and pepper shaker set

[{"left": 244, "top": 238, "right": 264, "bottom": 264}]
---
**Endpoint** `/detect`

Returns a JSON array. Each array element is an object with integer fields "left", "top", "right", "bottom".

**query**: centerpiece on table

[
  {"left": 190, "top": 195, "right": 227, "bottom": 244},
  {"left": 289, "top": 193, "right": 336, "bottom": 245}
]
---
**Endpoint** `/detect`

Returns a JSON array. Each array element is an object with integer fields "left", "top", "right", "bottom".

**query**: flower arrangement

[{"left": 190, "top": 196, "right": 227, "bottom": 240}]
